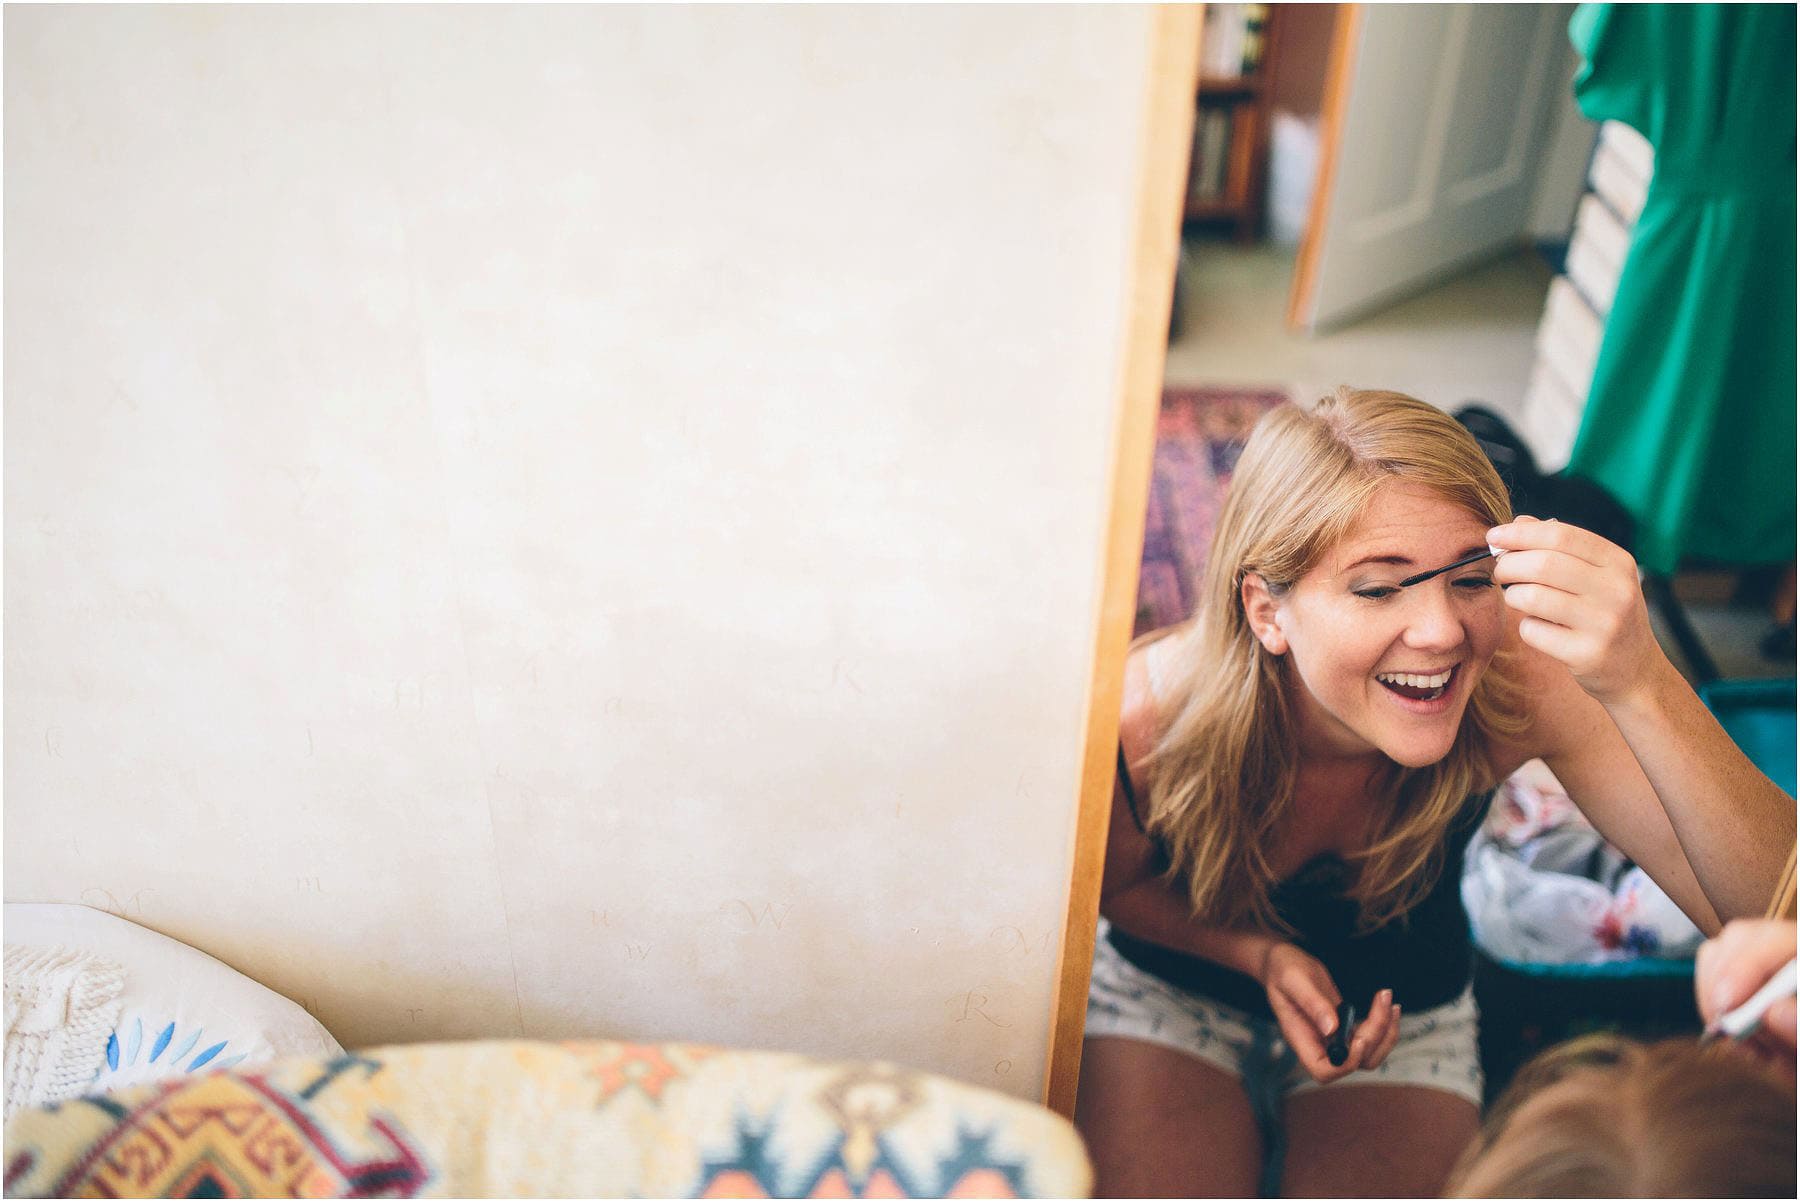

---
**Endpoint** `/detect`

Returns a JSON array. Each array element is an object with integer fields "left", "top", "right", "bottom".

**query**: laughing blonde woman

[{"left": 1073, "top": 389, "right": 1794, "bottom": 1197}]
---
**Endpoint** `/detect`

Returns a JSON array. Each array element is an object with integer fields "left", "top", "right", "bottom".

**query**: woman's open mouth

[{"left": 1375, "top": 664, "right": 1458, "bottom": 702}]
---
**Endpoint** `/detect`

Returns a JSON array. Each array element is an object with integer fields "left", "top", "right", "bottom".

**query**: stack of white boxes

[{"left": 1520, "top": 120, "right": 1654, "bottom": 471}]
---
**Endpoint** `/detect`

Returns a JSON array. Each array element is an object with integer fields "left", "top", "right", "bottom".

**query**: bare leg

[
  {"left": 1074, "top": 1035, "right": 1262, "bottom": 1198},
  {"left": 1279, "top": 1084, "right": 1479, "bottom": 1197}
]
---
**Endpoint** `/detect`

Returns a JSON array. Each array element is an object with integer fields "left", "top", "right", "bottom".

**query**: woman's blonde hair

[
  {"left": 1144, "top": 387, "right": 1526, "bottom": 932},
  {"left": 1446, "top": 1034, "right": 1797, "bottom": 1197}
]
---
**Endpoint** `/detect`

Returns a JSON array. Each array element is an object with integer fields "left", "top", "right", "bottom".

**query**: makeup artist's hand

[
  {"left": 1697, "top": 918, "right": 1796, "bottom": 1078},
  {"left": 1257, "top": 943, "right": 1401, "bottom": 1082},
  {"left": 1487, "top": 515, "right": 1660, "bottom": 705}
]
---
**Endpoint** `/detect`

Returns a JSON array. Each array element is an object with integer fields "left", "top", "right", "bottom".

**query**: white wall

[
  {"left": 1526, "top": 23, "right": 1600, "bottom": 241},
  {"left": 5, "top": 5, "right": 1164, "bottom": 1101}
]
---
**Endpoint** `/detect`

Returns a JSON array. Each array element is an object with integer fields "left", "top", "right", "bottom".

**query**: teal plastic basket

[
  {"left": 1698, "top": 678, "right": 1796, "bottom": 797},
  {"left": 1475, "top": 677, "right": 1796, "bottom": 1101},
  {"left": 1472, "top": 950, "right": 1700, "bottom": 1104}
]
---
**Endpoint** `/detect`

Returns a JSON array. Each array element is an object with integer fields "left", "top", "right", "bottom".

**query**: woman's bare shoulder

[{"left": 1121, "top": 624, "right": 1189, "bottom": 763}]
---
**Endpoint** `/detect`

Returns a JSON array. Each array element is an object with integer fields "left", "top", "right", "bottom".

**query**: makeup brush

[{"left": 1396, "top": 548, "right": 1499, "bottom": 590}]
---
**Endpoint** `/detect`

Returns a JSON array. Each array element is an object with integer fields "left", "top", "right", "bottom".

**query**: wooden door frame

[
  {"left": 1040, "top": 2, "right": 1202, "bottom": 1119},
  {"left": 1287, "top": 3, "right": 1362, "bottom": 331}
]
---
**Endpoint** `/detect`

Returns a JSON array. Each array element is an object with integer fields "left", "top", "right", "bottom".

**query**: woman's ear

[{"left": 1241, "top": 573, "right": 1288, "bottom": 655}]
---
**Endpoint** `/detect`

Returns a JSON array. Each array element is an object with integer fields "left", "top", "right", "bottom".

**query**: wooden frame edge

[
  {"left": 1041, "top": 3, "right": 1202, "bottom": 1119},
  {"left": 1767, "top": 844, "right": 1796, "bottom": 920},
  {"left": 1285, "top": 3, "right": 1362, "bottom": 331}
]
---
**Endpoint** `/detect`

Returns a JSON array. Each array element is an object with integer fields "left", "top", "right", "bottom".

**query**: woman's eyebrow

[
  {"left": 1343, "top": 554, "right": 1413, "bottom": 571},
  {"left": 1341, "top": 544, "right": 1491, "bottom": 576}
]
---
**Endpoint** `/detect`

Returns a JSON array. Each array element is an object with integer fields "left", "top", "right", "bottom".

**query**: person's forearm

[
  {"left": 1100, "top": 878, "right": 1280, "bottom": 979},
  {"left": 1607, "top": 656, "right": 1797, "bottom": 921}
]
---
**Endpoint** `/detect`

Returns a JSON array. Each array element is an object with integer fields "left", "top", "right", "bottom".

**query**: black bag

[{"left": 1454, "top": 404, "right": 1636, "bottom": 555}]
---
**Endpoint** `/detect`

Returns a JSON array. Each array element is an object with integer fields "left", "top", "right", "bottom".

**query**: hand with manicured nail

[
  {"left": 1697, "top": 918, "right": 1796, "bottom": 1079},
  {"left": 1358, "top": 988, "right": 1402, "bottom": 1070},
  {"left": 1257, "top": 942, "right": 1400, "bottom": 1083},
  {"left": 1485, "top": 515, "right": 1659, "bottom": 706}
]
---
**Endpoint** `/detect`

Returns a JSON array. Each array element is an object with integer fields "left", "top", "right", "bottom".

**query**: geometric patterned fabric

[{"left": 2, "top": 1039, "right": 1091, "bottom": 1198}]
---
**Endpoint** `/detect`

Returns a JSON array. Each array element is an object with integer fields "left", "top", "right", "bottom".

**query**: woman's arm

[
  {"left": 1100, "top": 649, "right": 1400, "bottom": 1080},
  {"left": 1100, "top": 640, "right": 1282, "bottom": 973},
  {"left": 1101, "top": 810, "right": 1400, "bottom": 1079},
  {"left": 1100, "top": 782, "right": 1405, "bottom": 1078},
  {"left": 1101, "top": 870, "right": 1279, "bottom": 980},
  {"left": 1490, "top": 517, "right": 1795, "bottom": 927}
]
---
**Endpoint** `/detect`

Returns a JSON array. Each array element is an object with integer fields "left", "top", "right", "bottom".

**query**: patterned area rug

[{"left": 1135, "top": 385, "right": 1288, "bottom": 636}]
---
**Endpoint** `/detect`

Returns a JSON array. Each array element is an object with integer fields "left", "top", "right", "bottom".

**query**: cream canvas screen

[{"left": 5, "top": 5, "right": 1174, "bottom": 1102}]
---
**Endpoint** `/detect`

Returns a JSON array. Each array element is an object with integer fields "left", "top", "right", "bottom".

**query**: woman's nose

[{"left": 1401, "top": 584, "right": 1465, "bottom": 650}]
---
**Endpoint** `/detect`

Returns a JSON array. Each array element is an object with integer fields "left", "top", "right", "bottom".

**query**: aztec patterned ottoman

[{"left": 2, "top": 1039, "right": 1092, "bottom": 1198}]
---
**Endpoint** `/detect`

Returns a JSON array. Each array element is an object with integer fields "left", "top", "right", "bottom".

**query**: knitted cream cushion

[
  {"left": 3, "top": 904, "right": 341, "bottom": 1100},
  {"left": 3, "top": 945, "right": 125, "bottom": 1118}
]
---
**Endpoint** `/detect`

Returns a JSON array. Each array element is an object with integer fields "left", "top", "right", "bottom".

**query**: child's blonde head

[{"left": 1447, "top": 1034, "right": 1796, "bottom": 1197}]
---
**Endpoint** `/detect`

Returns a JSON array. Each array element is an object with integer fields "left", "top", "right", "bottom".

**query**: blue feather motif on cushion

[
  {"left": 187, "top": 1041, "right": 228, "bottom": 1071},
  {"left": 98, "top": 1023, "right": 234, "bottom": 1079},
  {"left": 166, "top": 1027, "right": 201, "bottom": 1066}
]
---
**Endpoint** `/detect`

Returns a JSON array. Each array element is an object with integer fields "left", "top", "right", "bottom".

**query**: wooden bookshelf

[
  {"left": 1184, "top": 4, "right": 1281, "bottom": 242},
  {"left": 1197, "top": 78, "right": 1260, "bottom": 100}
]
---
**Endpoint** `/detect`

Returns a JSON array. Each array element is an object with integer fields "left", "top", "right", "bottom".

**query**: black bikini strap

[{"left": 1116, "top": 743, "right": 1147, "bottom": 835}]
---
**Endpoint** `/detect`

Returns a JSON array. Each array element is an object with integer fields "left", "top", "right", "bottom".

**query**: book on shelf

[
  {"left": 1201, "top": 3, "right": 1268, "bottom": 80},
  {"left": 1241, "top": 5, "right": 1269, "bottom": 74},
  {"left": 1190, "top": 108, "right": 1233, "bottom": 203}
]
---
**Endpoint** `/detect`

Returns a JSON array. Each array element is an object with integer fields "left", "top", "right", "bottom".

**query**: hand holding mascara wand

[
  {"left": 1702, "top": 956, "right": 1797, "bottom": 1044},
  {"left": 1695, "top": 916, "right": 1797, "bottom": 1077}
]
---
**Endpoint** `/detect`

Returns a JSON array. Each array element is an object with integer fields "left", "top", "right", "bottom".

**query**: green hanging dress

[{"left": 1566, "top": 3, "right": 1795, "bottom": 574}]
